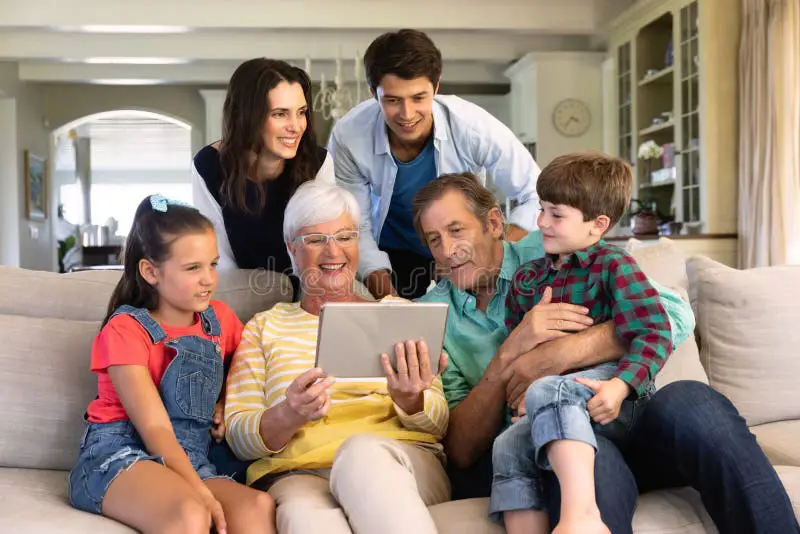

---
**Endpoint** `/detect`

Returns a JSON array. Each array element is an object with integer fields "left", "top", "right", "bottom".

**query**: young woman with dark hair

[{"left": 192, "top": 58, "right": 334, "bottom": 275}]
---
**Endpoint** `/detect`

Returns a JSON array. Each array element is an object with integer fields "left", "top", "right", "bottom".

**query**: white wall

[
  {"left": 0, "top": 62, "right": 54, "bottom": 271},
  {"left": 41, "top": 83, "right": 207, "bottom": 156},
  {"left": 458, "top": 94, "right": 511, "bottom": 128},
  {"left": 17, "top": 82, "right": 53, "bottom": 271},
  {"left": 0, "top": 97, "right": 20, "bottom": 266},
  {"left": 534, "top": 54, "right": 604, "bottom": 165}
]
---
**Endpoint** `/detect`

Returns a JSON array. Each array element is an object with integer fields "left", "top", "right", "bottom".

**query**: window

[{"left": 56, "top": 110, "right": 192, "bottom": 236}]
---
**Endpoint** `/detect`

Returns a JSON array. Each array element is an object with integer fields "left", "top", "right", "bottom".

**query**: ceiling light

[
  {"left": 85, "top": 57, "right": 190, "bottom": 65},
  {"left": 90, "top": 79, "right": 166, "bottom": 85},
  {"left": 67, "top": 25, "right": 191, "bottom": 34}
]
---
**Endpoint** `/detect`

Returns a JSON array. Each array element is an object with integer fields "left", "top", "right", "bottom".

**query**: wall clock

[{"left": 552, "top": 98, "right": 591, "bottom": 137}]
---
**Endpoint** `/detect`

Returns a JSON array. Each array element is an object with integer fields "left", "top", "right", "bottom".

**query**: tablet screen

[{"left": 315, "top": 301, "right": 449, "bottom": 378}]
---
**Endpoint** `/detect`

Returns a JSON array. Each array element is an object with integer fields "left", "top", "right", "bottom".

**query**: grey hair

[{"left": 283, "top": 181, "right": 362, "bottom": 273}]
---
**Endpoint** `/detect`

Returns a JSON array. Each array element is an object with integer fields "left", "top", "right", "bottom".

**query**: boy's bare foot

[{"left": 553, "top": 508, "right": 611, "bottom": 534}]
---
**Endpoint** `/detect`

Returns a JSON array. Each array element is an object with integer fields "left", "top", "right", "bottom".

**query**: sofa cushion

[
  {"left": 750, "top": 421, "right": 800, "bottom": 467},
  {"left": 687, "top": 256, "right": 800, "bottom": 426},
  {"left": 0, "top": 315, "right": 98, "bottom": 471},
  {"left": 631, "top": 488, "right": 715, "bottom": 533},
  {"left": 214, "top": 269, "right": 293, "bottom": 323},
  {"left": 429, "top": 498, "right": 504, "bottom": 534},
  {"left": 429, "top": 488, "right": 716, "bottom": 534},
  {"left": 430, "top": 467, "right": 800, "bottom": 534},
  {"left": 0, "top": 267, "right": 293, "bottom": 324},
  {"left": 0, "top": 267, "right": 119, "bottom": 322},
  {"left": 777, "top": 465, "right": 800, "bottom": 520},
  {"left": 0, "top": 467, "right": 135, "bottom": 533},
  {"left": 626, "top": 237, "right": 689, "bottom": 291},
  {"left": 655, "top": 335, "right": 708, "bottom": 389},
  {"left": 5, "top": 466, "right": 799, "bottom": 534}
]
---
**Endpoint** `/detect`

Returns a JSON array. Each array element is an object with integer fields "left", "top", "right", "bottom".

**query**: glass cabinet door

[
  {"left": 679, "top": 1, "right": 701, "bottom": 223},
  {"left": 617, "top": 42, "right": 633, "bottom": 162}
]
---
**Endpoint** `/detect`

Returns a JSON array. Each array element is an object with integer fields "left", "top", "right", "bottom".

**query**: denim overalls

[{"left": 69, "top": 305, "right": 226, "bottom": 514}]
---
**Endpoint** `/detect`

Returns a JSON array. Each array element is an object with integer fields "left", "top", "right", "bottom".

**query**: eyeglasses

[{"left": 293, "top": 230, "right": 360, "bottom": 248}]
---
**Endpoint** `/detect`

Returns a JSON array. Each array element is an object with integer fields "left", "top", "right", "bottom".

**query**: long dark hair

[
  {"left": 218, "top": 58, "right": 319, "bottom": 215},
  {"left": 102, "top": 196, "right": 214, "bottom": 327}
]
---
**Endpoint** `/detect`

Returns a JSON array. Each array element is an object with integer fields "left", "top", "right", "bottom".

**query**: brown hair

[
  {"left": 363, "top": 29, "right": 443, "bottom": 94},
  {"left": 536, "top": 152, "right": 633, "bottom": 227},
  {"left": 412, "top": 172, "right": 503, "bottom": 241},
  {"left": 218, "top": 58, "right": 319, "bottom": 215},
  {"left": 103, "top": 196, "right": 213, "bottom": 327}
]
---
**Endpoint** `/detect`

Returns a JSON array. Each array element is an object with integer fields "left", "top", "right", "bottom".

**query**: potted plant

[{"left": 638, "top": 140, "right": 664, "bottom": 181}]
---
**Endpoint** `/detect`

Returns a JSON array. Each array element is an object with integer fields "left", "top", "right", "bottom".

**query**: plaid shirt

[{"left": 505, "top": 239, "right": 672, "bottom": 396}]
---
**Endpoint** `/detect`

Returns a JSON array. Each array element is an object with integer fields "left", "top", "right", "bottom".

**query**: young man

[
  {"left": 328, "top": 29, "right": 539, "bottom": 300},
  {"left": 412, "top": 172, "right": 799, "bottom": 534}
]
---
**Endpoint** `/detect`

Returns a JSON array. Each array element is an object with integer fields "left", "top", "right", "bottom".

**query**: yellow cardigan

[{"left": 224, "top": 300, "right": 449, "bottom": 485}]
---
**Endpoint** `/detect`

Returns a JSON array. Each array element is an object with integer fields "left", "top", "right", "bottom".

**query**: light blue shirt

[
  {"left": 328, "top": 95, "right": 541, "bottom": 278},
  {"left": 378, "top": 138, "right": 436, "bottom": 257},
  {"left": 418, "top": 231, "right": 696, "bottom": 410}
]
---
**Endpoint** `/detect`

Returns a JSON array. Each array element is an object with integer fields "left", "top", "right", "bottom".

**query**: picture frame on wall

[{"left": 24, "top": 150, "right": 47, "bottom": 220}]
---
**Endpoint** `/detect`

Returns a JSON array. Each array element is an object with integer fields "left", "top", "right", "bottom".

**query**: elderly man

[{"left": 413, "top": 172, "right": 799, "bottom": 534}]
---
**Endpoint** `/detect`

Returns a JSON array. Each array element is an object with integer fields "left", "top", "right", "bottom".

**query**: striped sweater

[{"left": 224, "top": 299, "right": 449, "bottom": 484}]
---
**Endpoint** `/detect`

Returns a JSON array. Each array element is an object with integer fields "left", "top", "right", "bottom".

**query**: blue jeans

[
  {"left": 624, "top": 381, "right": 799, "bottom": 534},
  {"left": 449, "top": 380, "right": 799, "bottom": 534},
  {"left": 489, "top": 363, "right": 645, "bottom": 521}
]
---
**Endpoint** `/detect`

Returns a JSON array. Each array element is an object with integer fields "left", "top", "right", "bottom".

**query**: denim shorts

[{"left": 68, "top": 420, "right": 222, "bottom": 514}]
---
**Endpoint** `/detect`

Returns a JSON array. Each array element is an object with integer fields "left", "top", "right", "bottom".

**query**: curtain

[{"left": 739, "top": 0, "right": 800, "bottom": 267}]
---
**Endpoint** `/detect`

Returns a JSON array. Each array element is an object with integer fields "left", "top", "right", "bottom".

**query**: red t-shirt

[{"left": 87, "top": 301, "right": 244, "bottom": 423}]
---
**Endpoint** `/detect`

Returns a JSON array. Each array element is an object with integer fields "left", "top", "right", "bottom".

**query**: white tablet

[{"left": 315, "top": 301, "right": 449, "bottom": 378}]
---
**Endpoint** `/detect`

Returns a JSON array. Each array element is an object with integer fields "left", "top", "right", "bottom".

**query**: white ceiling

[{"left": 1, "top": 0, "right": 633, "bottom": 85}]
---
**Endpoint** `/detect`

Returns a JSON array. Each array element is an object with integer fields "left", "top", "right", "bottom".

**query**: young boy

[{"left": 489, "top": 152, "right": 673, "bottom": 534}]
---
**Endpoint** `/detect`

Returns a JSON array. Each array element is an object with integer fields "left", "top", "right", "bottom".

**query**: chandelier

[{"left": 305, "top": 55, "right": 368, "bottom": 121}]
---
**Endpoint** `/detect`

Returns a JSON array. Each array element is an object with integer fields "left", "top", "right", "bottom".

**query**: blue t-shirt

[{"left": 378, "top": 139, "right": 436, "bottom": 257}]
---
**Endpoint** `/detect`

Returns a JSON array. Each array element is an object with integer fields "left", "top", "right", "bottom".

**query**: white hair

[
  {"left": 283, "top": 181, "right": 361, "bottom": 242},
  {"left": 283, "top": 181, "right": 361, "bottom": 274}
]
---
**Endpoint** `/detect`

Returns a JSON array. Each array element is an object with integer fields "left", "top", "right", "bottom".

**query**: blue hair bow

[{"left": 150, "top": 194, "right": 192, "bottom": 213}]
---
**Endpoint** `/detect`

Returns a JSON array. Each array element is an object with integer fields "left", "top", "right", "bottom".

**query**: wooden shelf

[
  {"left": 640, "top": 179, "right": 676, "bottom": 189},
  {"left": 639, "top": 121, "right": 675, "bottom": 136},
  {"left": 610, "top": 0, "right": 740, "bottom": 238},
  {"left": 638, "top": 66, "right": 674, "bottom": 87},
  {"left": 605, "top": 233, "right": 737, "bottom": 243}
]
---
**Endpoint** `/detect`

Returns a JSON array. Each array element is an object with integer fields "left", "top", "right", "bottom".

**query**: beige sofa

[{"left": 0, "top": 238, "right": 798, "bottom": 533}]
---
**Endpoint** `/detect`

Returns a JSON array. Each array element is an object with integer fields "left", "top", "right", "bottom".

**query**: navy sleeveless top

[{"left": 193, "top": 144, "right": 327, "bottom": 274}]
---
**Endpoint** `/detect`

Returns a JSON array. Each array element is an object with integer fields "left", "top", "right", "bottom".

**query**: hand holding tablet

[{"left": 381, "top": 340, "right": 449, "bottom": 414}]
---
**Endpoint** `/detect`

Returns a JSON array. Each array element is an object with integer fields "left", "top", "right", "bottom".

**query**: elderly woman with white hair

[{"left": 223, "top": 181, "right": 451, "bottom": 534}]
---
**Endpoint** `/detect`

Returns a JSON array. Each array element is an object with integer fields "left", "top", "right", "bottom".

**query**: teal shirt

[{"left": 418, "top": 231, "right": 696, "bottom": 410}]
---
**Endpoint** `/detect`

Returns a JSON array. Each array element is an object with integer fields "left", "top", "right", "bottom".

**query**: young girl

[{"left": 68, "top": 195, "right": 275, "bottom": 534}]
